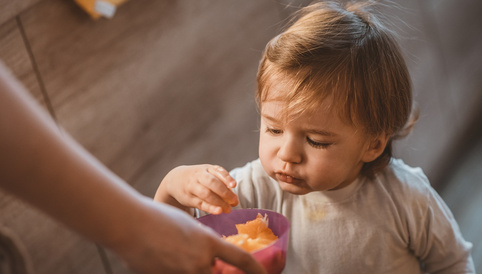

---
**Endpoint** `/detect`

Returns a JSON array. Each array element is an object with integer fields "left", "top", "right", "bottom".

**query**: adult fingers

[{"left": 214, "top": 240, "right": 267, "bottom": 274}]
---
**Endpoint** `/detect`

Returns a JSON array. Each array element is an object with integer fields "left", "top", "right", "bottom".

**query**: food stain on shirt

[{"left": 303, "top": 199, "right": 326, "bottom": 221}]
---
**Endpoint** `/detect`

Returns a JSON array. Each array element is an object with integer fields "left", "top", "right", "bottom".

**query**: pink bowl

[{"left": 198, "top": 209, "right": 290, "bottom": 274}]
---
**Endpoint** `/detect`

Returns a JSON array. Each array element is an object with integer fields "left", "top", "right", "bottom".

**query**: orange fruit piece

[{"left": 224, "top": 213, "right": 278, "bottom": 252}]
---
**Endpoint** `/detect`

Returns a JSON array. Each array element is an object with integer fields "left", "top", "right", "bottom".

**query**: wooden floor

[{"left": 0, "top": 0, "right": 481, "bottom": 273}]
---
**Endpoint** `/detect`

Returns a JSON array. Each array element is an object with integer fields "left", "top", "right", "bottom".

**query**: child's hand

[{"left": 155, "top": 164, "right": 239, "bottom": 215}]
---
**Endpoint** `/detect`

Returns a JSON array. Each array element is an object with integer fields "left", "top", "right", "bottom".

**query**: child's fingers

[
  {"left": 190, "top": 183, "right": 233, "bottom": 214},
  {"left": 203, "top": 166, "right": 239, "bottom": 206},
  {"left": 198, "top": 200, "right": 223, "bottom": 215},
  {"left": 208, "top": 165, "right": 237, "bottom": 188},
  {"left": 192, "top": 195, "right": 231, "bottom": 215}
]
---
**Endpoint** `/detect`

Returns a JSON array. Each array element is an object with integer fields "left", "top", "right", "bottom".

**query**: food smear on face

[{"left": 224, "top": 213, "right": 278, "bottom": 252}]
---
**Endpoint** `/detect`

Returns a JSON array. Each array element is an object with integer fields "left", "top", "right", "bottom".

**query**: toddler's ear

[{"left": 362, "top": 134, "right": 389, "bottom": 163}]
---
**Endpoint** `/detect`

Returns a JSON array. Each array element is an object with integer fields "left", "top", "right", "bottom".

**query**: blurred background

[{"left": 0, "top": 0, "right": 480, "bottom": 273}]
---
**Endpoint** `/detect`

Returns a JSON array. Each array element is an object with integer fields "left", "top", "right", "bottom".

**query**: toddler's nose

[{"left": 277, "top": 137, "right": 302, "bottom": 164}]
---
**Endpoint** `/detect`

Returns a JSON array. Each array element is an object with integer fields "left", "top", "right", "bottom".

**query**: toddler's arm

[{"left": 155, "top": 164, "right": 239, "bottom": 215}]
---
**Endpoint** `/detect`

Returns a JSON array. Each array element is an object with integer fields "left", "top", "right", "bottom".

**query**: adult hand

[{"left": 110, "top": 199, "right": 266, "bottom": 274}]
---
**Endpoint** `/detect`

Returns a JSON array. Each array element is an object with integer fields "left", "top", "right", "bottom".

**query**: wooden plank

[
  {"left": 0, "top": 0, "right": 42, "bottom": 26},
  {"left": 0, "top": 18, "right": 44, "bottom": 106},
  {"left": 18, "top": 0, "right": 282, "bottom": 185}
]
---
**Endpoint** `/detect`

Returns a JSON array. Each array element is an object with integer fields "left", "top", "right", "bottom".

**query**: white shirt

[{"left": 227, "top": 158, "right": 474, "bottom": 274}]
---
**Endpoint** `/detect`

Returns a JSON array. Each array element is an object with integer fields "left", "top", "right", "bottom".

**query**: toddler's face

[{"left": 258, "top": 84, "right": 375, "bottom": 195}]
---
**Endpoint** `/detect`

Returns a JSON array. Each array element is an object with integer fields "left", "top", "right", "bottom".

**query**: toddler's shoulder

[
  {"left": 366, "top": 159, "right": 447, "bottom": 224},
  {"left": 376, "top": 158, "right": 434, "bottom": 200},
  {"left": 388, "top": 158, "right": 429, "bottom": 183}
]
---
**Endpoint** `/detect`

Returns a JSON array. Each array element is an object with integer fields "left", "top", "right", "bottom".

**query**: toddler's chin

[{"left": 278, "top": 181, "right": 312, "bottom": 195}]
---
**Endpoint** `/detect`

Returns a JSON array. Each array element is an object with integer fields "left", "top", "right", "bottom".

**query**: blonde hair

[{"left": 256, "top": 1, "right": 417, "bottom": 178}]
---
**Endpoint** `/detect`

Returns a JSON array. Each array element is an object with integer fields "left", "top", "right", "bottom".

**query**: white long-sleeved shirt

[{"left": 226, "top": 158, "right": 474, "bottom": 274}]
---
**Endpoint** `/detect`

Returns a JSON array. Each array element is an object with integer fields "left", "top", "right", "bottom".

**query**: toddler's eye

[
  {"left": 266, "top": 128, "right": 283, "bottom": 135},
  {"left": 307, "top": 137, "right": 332, "bottom": 149}
]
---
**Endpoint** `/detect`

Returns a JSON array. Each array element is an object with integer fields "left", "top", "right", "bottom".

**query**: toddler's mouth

[{"left": 275, "top": 172, "right": 300, "bottom": 184}]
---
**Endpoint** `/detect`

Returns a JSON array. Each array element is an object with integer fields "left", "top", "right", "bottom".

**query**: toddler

[{"left": 155, "top": 1, "right": 474, "bottom": 273}]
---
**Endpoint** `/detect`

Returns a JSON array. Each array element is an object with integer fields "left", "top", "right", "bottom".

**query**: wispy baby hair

[{"left": 256, "top": 0, "right": 417, "bottom": 178}]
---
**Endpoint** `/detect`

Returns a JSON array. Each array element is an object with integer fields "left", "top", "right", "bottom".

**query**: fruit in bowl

[
  {"left": 224, "top": 213, "right": 278, "bottom": 253},
  {"left": 197, "top": 209, "right": 290, "bottom": 274}
]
